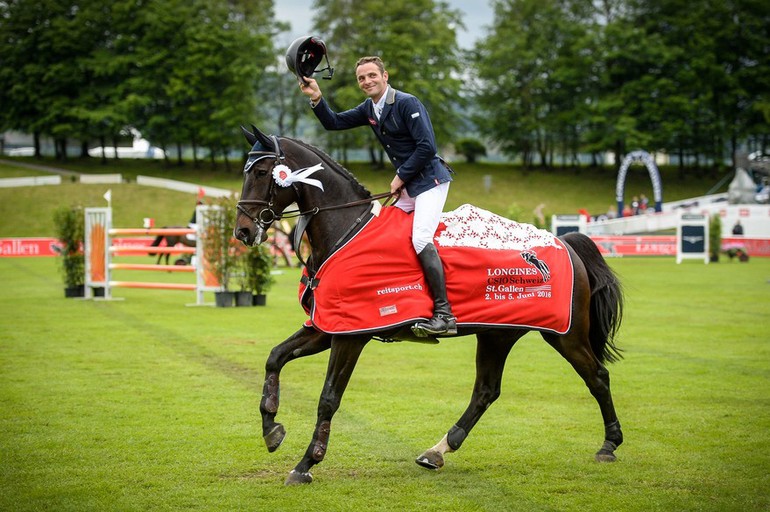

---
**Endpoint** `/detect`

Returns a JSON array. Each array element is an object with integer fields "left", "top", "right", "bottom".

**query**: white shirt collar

[{"left": 373, "top": 85, "right": 390, "bottom": 119}]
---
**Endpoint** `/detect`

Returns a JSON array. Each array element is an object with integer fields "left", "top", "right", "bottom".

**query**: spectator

[{"left": 732, "top": 220, "right": 744, "bottom": 236}]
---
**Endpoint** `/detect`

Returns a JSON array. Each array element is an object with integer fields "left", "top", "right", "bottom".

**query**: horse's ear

[
  {"left": 240, "top": 125, "right": 258, "bottom": 146},
  {"left": 251, "top": 125, "right": 276, "bottom": 150}
]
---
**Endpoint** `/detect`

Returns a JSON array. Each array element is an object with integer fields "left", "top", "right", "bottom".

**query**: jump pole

[{"left": 84, "top": 205, "right": 222, "bottom": 304}]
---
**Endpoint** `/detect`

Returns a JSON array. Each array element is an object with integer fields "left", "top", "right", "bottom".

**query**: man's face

[{"left": 356, "top": 62, "right": 388, "bottom": 101}]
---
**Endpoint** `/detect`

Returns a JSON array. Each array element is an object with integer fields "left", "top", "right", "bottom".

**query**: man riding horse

[{"left": 231, "top": 37, "right": 625, "bottom": 485}]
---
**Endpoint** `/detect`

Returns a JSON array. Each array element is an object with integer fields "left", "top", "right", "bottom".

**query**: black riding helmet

[{"left": 285, "top": 36, "right": 334, "bottom": 84}]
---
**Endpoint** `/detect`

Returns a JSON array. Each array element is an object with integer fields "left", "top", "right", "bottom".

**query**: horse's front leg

[
  {"left": 261, "top": 327, "right": 332, "bottom": 452},
  {"left": 285, "top": 335, "right": 369, "bottom": 485},
  {"left": 416, "top": 331, "right": 519, "bottom": 470}
]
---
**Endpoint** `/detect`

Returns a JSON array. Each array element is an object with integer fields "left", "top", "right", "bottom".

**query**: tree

[
  {"left": 0, "top": 0, "right": 84, "bottom": 158},
  {"left": 166, "top": 0, "right": 271, "bottom": 168},
  {"left": 1, "top": 0, "right": 278, "bottom": 165},
  {"left": 309, "top": 0, "right": 465, "bottom": 166},
  {"left": 454, "top": 138, "right": 487, "bottom": 163},
  {"left": 473, "top": 0, "right": 596, "bottom": 168}
]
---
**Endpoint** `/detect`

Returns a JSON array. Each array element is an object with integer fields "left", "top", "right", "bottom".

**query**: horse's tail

[
  {"left": 148, "top": 235, "right": 164, "bottom": 256},
  {"left": 560, "top": 232, "right": 624, "bottom": 364}
]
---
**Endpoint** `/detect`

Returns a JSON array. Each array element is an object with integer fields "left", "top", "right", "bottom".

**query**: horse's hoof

[
  {"left": 284, "top": 469, "right": 313, "bottom": 485},
  {"left": 595, "top": 440, "right": 618, "bottom": 462},
  {"left": 415, "top": 450, "right": 444, "bottom": 470},
  {"left": 595, "top": 450, "right": 617, "bottom": 463},
  {"left": 264, "top": 424, "right": 286, "bottom": 453}
]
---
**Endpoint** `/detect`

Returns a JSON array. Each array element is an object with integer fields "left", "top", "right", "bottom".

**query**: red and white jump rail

[{"left": 84, "top": 207, "right": 221, "bottom": 304}]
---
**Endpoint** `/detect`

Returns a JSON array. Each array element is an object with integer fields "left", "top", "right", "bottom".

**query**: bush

[
  {"left": 454, "top": 138, "right": 487, "bottom": 163},
  {"left": 709, "top": 214, "right": 722, "bottom": 262},
  {"left": 53, "top": 205, "right": 85, "bottom": 288},
  {"left": 244, "top": 244, "right": 275, "bottom": 295},
  {"left": 201, "top": 196, "right": 238, "bottom": 290},
  {"left": 505, "top": 203, "right": 526, "bottom": 222}
]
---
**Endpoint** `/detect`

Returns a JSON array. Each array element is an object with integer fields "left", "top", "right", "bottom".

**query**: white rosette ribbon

[{"left": 272, "top": 163, "right": 325, "bottom": 191}]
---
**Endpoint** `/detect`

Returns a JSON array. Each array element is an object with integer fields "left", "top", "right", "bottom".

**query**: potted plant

[
  {"left": 244, "top": 243, "right": 275, "bottom": 306},
  {"left": 233, "top": 244, "right": 254, "bottom": 307},
  {"left": 201, "top": 196, "right": 238, "bottom": 307},
  {"left": 709, "top": 214, "right": 722, "bottom": 262},
  {"left": 53, "top": 205, "right": 85, "bottom": 297}
]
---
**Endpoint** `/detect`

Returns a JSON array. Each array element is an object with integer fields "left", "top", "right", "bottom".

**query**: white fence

[
  {"left": 0, "top": 175, "right": 61, "bottom": 187},
  {"left": 136, "top": 175, "right": 233, "bottom": 197},
  {"left": 79, "top": 174, "right": 123, "bottom": 184},
  {"left": 585, "top": 202, "right": 770, "bottom": 237}
]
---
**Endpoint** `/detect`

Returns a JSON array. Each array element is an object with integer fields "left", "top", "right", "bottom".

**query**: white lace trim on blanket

[{"left": 437, "top": 204, "right": 562, "bottom": 251}]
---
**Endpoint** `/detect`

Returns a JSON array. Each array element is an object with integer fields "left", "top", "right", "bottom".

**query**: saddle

[{"left": 299, "top": 204, "right": 574, "bottom": 335}]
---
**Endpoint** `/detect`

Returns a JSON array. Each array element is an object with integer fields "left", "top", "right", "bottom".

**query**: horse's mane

[{"left": 285, "top": 137, "right": 372, "bottom": 198}]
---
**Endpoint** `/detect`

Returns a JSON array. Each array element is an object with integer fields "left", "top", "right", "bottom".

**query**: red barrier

[
  {"left": 108, "top": 246, "right": 196, "bottom": 254},
  {"left": 590, "top": 235, "right": 677, "bottom": 256},
  {"left": 109, "top": 263, "right": 195, "bottom": 272},
  {"left": 0, "top": 238, "right": 59, "bottom": 257},
  {"left": 109, "top": 228, "right": 195, "bottom": 236},
  {"left": 109, "top": 281, "right": 197, "bottom": 290}
]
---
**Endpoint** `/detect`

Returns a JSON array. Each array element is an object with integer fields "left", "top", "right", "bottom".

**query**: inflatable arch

[{"left": 616, "top": 150, "right": 663, "bottom": 214}]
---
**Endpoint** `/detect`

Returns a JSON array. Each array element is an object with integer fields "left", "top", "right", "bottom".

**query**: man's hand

[
  {"left": 299, "top": 77, "right": 322, "bottom": 103},
  {"left": 390, "top": 174, "right": 405, "bottom": 196}
]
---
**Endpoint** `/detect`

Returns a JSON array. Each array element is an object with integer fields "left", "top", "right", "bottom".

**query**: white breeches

[{"left": 394, "top": 182, "right": 450, "bottom": 254}]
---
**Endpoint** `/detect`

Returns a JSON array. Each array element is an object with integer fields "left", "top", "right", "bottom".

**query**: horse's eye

[{"left": 258, "top": 169, "right": 268, "bottom": 177}]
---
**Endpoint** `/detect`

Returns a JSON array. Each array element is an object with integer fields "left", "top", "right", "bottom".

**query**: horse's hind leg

[
  {"left": 261, "top": 327, "right": 332, "bottom": 453},
  {"left": 286, "top": 334, "right": 369, "bottom": 485},
  {"left": 416, "top": 330, "right": 522, "bottom": 470},
  {"left": 541, "top": 331, "right": 623, "bottom": 462}
]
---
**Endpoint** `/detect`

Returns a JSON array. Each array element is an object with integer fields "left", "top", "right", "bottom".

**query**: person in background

[
  {"left": 622, "top": 204, "right": 633, "bottom": 217},
  {"left": 186, "top": 200, "right": 203, "bottom": 241},
  {"left": 639, "top": 194, "right": 649, "bottom": 212}
]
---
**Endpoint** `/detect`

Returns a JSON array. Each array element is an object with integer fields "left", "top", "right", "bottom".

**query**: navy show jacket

[{"left": 311, "top": 86, "right": 453, "bottom": 198}]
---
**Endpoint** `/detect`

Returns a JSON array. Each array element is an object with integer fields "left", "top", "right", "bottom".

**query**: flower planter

[
  {"left": 235, "top": 291, "right": 253, "bottom": 307},
  {"left": 64, "top": 285, "right": 85, "bottom": 298},
  {"left": 214, "top": 291, "right": 235, "bottom": 307},
  {"left": 253, "top": 293, "right": 267, "bottom": 306}
]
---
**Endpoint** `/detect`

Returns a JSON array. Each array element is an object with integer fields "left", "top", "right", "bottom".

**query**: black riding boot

[{"left": 412, "top": 243, "right": 457, "bottom": 337}]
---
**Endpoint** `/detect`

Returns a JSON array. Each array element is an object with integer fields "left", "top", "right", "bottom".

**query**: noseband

[{"left": 236, "top": 135, "right": 286, "bottom": 232}]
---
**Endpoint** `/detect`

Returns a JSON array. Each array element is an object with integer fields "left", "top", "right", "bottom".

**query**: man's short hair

[{"left": 355, "top": 56, "right": 385, "bottom": 74}]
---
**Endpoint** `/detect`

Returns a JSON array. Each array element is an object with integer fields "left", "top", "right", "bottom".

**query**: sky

[{"left": 274, "top": 0, "right": 494, "bottom": 50}]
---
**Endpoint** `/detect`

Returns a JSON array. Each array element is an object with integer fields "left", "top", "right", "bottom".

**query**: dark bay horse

[
  {"left": 148, "top": 228, "right": 195, "bottom": 265},
  {"left": 234, "top": 127, "right": 624, "bottom": 485}
]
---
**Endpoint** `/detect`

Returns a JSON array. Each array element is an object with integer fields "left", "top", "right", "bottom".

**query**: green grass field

[
  {"left": 1, "top": 157, "right": 765, "bottom": 509},
  {"left": 1, "top": 255, "right": 768, "bottom": 511}
]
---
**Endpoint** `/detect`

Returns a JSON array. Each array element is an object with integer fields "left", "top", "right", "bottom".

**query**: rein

[
  {"left": 237, "top": 190, "right": 395, "bottom": 222},
  {"left": 290, "top": 191, "right": 396, "bottom": 269}
]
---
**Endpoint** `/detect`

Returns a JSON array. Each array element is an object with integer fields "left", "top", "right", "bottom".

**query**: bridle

[
  {"left": 236, "top": 135, "right": 286, "bottom": 235},
  {"left": 236, "top": 135, "right": 396, "bottom": 264}
]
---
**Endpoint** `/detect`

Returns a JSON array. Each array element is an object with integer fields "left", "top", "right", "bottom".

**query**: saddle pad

[{"left": 301, "top": 204, "right": 574, "bottom": 335}]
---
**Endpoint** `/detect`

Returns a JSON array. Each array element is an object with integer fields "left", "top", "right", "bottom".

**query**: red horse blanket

[{"left": 299, "top": 204, "right": 574, "bottom": 335}]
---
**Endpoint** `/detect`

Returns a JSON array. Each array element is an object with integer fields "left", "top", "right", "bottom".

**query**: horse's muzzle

[{"left": 234, "top": 225, "right": 268, "bottom": 247}]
